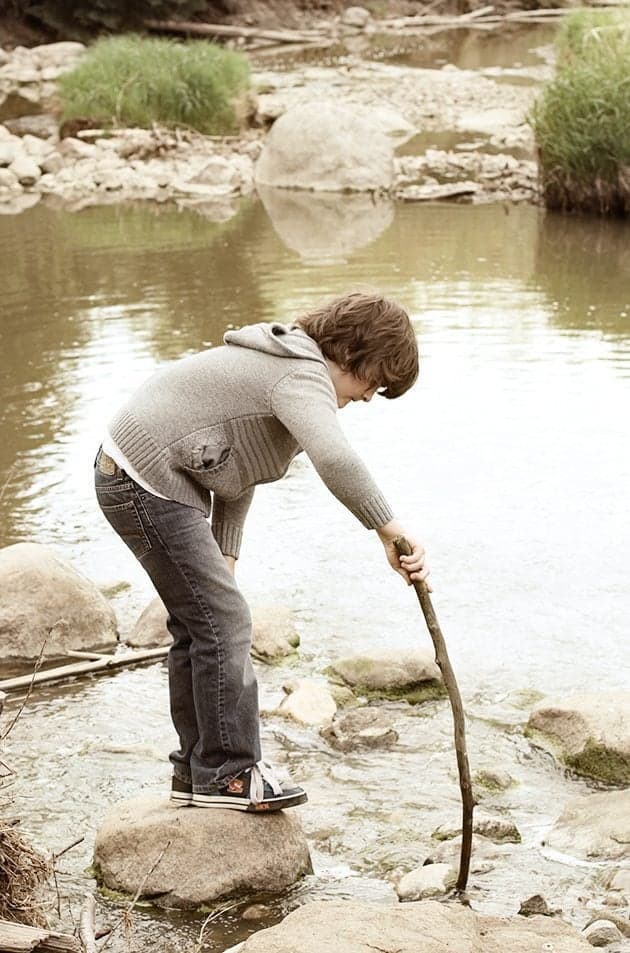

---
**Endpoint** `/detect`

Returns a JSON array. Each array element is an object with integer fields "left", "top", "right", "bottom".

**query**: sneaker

[
  {"left": 170, "top": 776, "right": 193, "bottom": 803},
  {"left": 192, "top": 761, "right": 307, "bottom": 813}
]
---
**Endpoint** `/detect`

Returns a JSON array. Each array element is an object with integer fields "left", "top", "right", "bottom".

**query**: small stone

[
  {"left": 276, "top": 679, "right": 337, "bottom": 727},
  {"left": 473, "top": 769, "right": 516, "bottom": 792},
  {"left": 519, "top": 895, "right": 557, "bottom": 917},
  {"left": 396, "top": 863, "right": 457, "bottom": 901},
  {"left": 321, "top": 707, "right": 398, "bottom": 752},
  {"left": 583, "top": 920, "right": 623, "bottom": 947},
  {"left": 0, "top": 167, "right": 19, "bottom": 190},
  {"left": 0, "top": 140, "right": 17, "bottom": 167},
  {"left": 241, "top": 904, "right": 269, "bottom": 921},
  {"left": 9, "top": 155, "right": 41, "bottom": 186},
  {"left": 608, "top": 868, "right": 630, "bottom": 894},
  {"left": 39, "top": 152, "right": 64, "bottom": 175},
  {"left": 340, "top": 6, "right": 371, "bottom": 28}
]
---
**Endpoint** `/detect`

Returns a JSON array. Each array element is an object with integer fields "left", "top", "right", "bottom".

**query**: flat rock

[
  {"left": 545, "top": 790, "right": 630, "bottom": 861},
  {"left": 0, "top": 542, "right": 117, "bottom": 660},
  {"left": 235, "top": 898, "right": 592, "bottom": 952},
  {"left": 254, "top": 103, "right": 394, "bottom": 192},
  {"left": 526, "top": 693, "right": 630, "bottom": 784},
  {"left": 94, "top": 795, "right": 311, "bottom": 908},
  {"left": 276, "top": 679, "right": 336, "bottom": 727},
  {"left": 326, "top": 648, "right": 444, "bottom": 703},
  {"left": 396, "top": 863, "right": 456, "bottom": 900},
  {"left": 320, "top": 706, "right": 398, "bottom": 752}
]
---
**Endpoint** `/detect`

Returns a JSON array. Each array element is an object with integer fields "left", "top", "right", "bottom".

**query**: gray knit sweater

[{"left": 107, "top": 323, "right": 394, "bottom": 557}]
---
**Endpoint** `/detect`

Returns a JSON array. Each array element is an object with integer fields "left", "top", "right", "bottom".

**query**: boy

[{"left": 94, "top": 292, "right": 429, "bottom": 813}]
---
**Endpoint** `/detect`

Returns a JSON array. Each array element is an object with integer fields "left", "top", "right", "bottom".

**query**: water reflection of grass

[{"left": 535, "top": 213, "right": 630, "bottom": 331}]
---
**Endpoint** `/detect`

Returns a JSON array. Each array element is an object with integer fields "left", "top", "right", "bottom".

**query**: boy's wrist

[{"left": 376, "top": 518, "right": 403, "bottom": 541}]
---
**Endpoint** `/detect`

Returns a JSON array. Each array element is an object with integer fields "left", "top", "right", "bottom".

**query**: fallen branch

[
  {"left": 0, "top": 629, "right": 52, "bottom": 739},
  {"left": 394, "top": 537, "right": 474, "bottom": 893},
  {"left": 0, "top": 647, "right": 169, "bottom": 695},
  {"left": 0, "top": 918, "right": 80, "bottom": 952},
  {"left": 380, "top": 3, "right": 630, "bottom": 30},
  {"left": 144, "top": 18, "right": 324, "bottom": 44},
  {"left": 99, "top": 841, "right": 171, "bottom": 952},
  {"left": 78, "top": 894, "right": 97, "bottom": 953}
]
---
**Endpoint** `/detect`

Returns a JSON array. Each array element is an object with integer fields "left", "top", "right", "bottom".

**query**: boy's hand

[
  {"left": 376, "top": 520, "right": 431, "bottom": 590},
  {"left": 224, "top": 555, "right": 236, "bottom": 577}
]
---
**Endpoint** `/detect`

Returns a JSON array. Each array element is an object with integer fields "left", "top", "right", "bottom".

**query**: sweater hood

[{"left": 223, "top": 322, "right": 327, "bottom": 366}]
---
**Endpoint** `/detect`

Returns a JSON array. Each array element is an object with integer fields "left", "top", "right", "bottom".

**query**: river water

[{"left": 1, "top": 28, "right": 630, "bottom": 953}]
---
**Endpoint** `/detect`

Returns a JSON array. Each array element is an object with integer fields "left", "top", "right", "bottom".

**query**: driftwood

[
  {"left": 0, "top": 647, "right": 169, "bottom": 694},
  {"left": 394, "top": 537, "right": 474, "bottom": 893},
  {"left": 0, "top": 918, "right": 80, "bottom": 953},
  {"left": 78, "top": 894, "right": 97, "bottom": 953},
  {"left": 144, "top": 18, "right": 323, "bottom": 44}
]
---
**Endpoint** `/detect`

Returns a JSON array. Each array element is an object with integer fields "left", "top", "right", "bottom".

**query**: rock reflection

[{"left": 257, "top": 185, "right": 394, "bottom": 264}]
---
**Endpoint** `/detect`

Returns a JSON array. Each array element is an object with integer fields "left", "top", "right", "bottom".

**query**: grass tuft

[
  {"left": 59, "top": 35, "right": 250, "bottom": 136},
  {"left": 531, "top": 10, "right": 630, "bottom": 216}
]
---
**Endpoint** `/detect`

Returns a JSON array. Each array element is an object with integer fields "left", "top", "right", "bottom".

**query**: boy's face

[{"left": 326, "top": 361, "right": 379, "bottom": 408}]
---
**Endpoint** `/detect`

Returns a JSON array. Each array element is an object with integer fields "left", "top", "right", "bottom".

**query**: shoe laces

[{"left": 249, "top": 760, "right": 283, "bottom": 804}]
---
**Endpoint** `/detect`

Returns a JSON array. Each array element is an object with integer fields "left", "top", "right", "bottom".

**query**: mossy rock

[{"left": 325, "top": 649, "right": 445, "bottom": 706}]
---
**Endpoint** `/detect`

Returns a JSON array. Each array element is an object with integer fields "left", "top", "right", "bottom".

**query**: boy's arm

[
  {"left": 271, "top": 369, "right": 394, "bottom": 529},
  {"left": 211, "top": 486, "right": 255, "bottom": 560}
]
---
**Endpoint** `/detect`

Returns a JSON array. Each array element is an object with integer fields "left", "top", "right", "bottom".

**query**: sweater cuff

[
  {"left": 211, "top": 521, "right": 243, "bottom": 559},
  {"left": 352, "top": 494, "right": 395, "bottom": 530}
]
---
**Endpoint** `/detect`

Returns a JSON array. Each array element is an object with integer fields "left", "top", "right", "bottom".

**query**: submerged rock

[
  {"left": 275, "top": 679, "right": 337, "bottom": 727},
  {"left": 321, "top": 706, "right": 398, "bottom": 752},
  {"left": 396, "top": 863, "right": 456, "bottom": 901},
  {"left": 0, "top": 542, "right": 117, "bottom": 660},
  {"left": 545, "top": 790, "right": 630, "bottom": 861},
  {"left": 94, "top": 795, "right": 311, "bottom": 908},
  {"left": 254, "top": 103, "right": 394, "bottom": 192},
  {"left": 233, "top": 898, "right": 592, "bottom": 952},
  {"left": 526, "top": 693, "right": 630, "bottom": 784},
  {"left": 325, "top": 648, "right": 444, "bottom": 703},
  {"left": 433, "top": 811, "right": 521, "bottom": 845},
  {"left": 518, "top": 894, "right": 558, "bottom": 917}
]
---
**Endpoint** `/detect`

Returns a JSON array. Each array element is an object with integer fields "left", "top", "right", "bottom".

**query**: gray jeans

[{"left": 94, "top": 449, "right": 261, "bottom": 791}]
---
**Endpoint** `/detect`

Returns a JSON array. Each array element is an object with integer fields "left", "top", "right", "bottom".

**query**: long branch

[{"left": 394, "top": 537, "right": 474, "bottom": 892}]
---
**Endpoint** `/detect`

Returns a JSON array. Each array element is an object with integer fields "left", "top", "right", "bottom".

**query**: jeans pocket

[{"left": 99, "top": 499, "right": 152, "bottom": 560}]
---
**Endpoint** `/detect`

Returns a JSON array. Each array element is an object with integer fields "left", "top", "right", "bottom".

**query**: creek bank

[
  {"left": 93, "top": 795, "right": 311, "bottom": 908},
  {"left": 0, "top": 38, "right": 541, "bottom": 216}
]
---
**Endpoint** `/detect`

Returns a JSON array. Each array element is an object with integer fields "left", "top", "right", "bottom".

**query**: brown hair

[{"left": 295, "top": 292, "right": 418, "bottom": 399}]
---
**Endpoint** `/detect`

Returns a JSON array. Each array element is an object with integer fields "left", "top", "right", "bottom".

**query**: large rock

[
  {"left": 94, "top": 795, "right": 311, "bottom": 908},
  {"left": 234, "top": 899, "right": 592, "bottom": 952},
  {"left": 526, "top": 693, "right": 630, "bottom": 784},
  {"left": 254, "top": 103, "right": 394, "bottom": 192},
  {"left": 128, "top": 597, "right": 299, "bottom": 662},
  {"left": 325, "top": 648, "right": 444, "bottom": 703},
  {"left": 545, "top": 790, "right": 630, "bottom": 861},
  {"left": 0, "top": 543, "right": 118, "bottom": 660}
]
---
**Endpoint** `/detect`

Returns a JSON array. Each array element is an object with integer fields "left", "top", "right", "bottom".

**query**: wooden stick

[
  {"left": 66, "top": 650, "right": 113, "bottom": 661},
  {"left": 144, "top": 18, "right": 323, "bottom": 44},
  {"left": 0, "top": 647, "right": 169, "bottom": 694},
  {"left": 394, "top": 536, "right": 474, "bottom": 893},
  {"left": 79, "top": 893, "right": 97, "bottom": 953},
  {"left": 0, "top": 917, "right": 80, "bottom": 952}
]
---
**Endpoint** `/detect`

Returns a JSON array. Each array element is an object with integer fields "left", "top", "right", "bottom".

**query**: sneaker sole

[
  {"left": 170, "top": 791, "right": 193, "bottom": 803},
  {"left": 191, "top": 791, "right": 308, "bottom": 813}
]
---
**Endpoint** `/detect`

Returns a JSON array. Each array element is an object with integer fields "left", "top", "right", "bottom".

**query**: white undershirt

[{"left": 101, "top": 432, "right": 170, "bottom": 500}]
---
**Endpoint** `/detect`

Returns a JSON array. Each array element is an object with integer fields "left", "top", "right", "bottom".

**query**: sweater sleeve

[
  {"left": 211, "top": 486, "right": 255, "bottom": 558},
  {"left": 271, "top": 368, "right": 394, "bottom": 529}
]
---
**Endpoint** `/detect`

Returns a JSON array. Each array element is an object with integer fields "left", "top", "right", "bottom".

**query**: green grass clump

[
  {"left": 531, "top": 10, "right": 630, "bottom": 215},
  {"left": 59, "top": 35, "right": 250, "bottom": 136}
]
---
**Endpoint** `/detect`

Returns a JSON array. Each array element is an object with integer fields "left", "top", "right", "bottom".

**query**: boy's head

[{"left": 295, "top": 292, "right": 419, "bottom": 399}]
